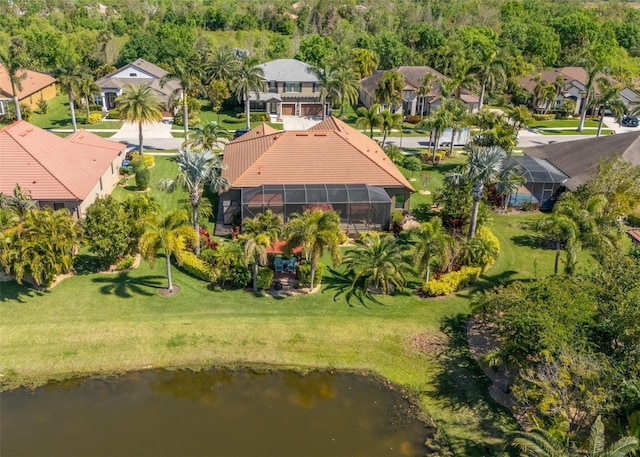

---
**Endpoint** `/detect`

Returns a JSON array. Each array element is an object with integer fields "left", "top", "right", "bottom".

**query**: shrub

[
  {"left": 87, "top": 112, "right": 103, "bottom": 125},
  {"left": 119, "top": 166, "right": 133, "bottom": 176},
  {"left": 422, "top": 266, "right": 482, "bottom": 297},
  {"left": 179, "top": 250, "right": 216, "bottom": 282},
  {"left": 532, "top": 113, "right": 556, "bottom": 121},
  {"left": 37, "top": 98, "right": 48, "bottom": 114},
  {"left": 391, "top": 210, "right": 404, "bottom": 236},
  {"left": 521, "top": 200, "right": 533, "bottom": 211},
  {"left": 250, "top": 112, "right": 270, "bottom": 122},
  {"left": 115, "top": 255, "right": 135, "bottom": 271},
  {"left": 404, "top": 114, "right": 423, "bottom": 125},
  {"left": 135, "top": 167, "right": 150, "bottom": 191},
  {"left": 298, "top": 261, "right": 325, "bottom": 288},
  {"left": 627, "top": 213, "right": 640, "bottom": 227},
  {"left": 229, "top": 265, "right": 251, "bottom": 288},
  {"left": 256, "top": 267, "right": 274, "bottom": 290}
]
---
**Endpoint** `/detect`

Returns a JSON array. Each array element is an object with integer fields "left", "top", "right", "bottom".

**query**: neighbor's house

[
  {"left": 0, "top": 64, "right": 57, "bottom": 116},
  {"left": 0, "top": 120, "right": 126, "bottom": 218},
  {"left": 359, "top": 66, "right": 480, "bottom": 116},
  {"left": 519, "top": 67, "right": 640, "bottom": 115},
  {"left": 508, "top": 131, "right": 640, "bottom": 210},
  {"left": 255, "top": 59, "right": 327, "bottom": 120},
  {"left": 217, "top": 116, "right": 414, "bottom": 234},
  {"left": 95, "top": 58, "right": 181, "bottom": 113}
]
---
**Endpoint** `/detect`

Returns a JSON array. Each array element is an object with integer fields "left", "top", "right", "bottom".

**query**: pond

[{"left": 1, "top": 369, "right": 435, "bottom": 457}]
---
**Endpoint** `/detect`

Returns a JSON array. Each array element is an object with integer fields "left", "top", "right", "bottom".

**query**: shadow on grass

[
  {"left": 433, "top": 314, "right": 514, "bottom": 456},
  {"left": 73, "top": 254, "right": 102, "bottom": 275},
  {"left": 0, "top": 280, "right": 46, "bottom": 303},
  {"left": 92, "top": 272, "right": 165, "bottom": 298},
  {"left": 510, "top": 234, "right": 541, "bottom": 249},
  {"left": 321, "top": 267, "right": 382, "bottom": 307}
]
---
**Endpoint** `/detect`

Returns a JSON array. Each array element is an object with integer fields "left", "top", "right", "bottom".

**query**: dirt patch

[
  {"left": 158, "top": 285, "right": 180, "bottom": 297},
  {"left": 407, "top": 332, "right": 447, "bottom": 357}
]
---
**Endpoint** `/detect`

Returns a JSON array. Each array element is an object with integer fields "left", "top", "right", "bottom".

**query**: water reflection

[{"left": 1, "top": 369, "right": 432, "bottom": 457}]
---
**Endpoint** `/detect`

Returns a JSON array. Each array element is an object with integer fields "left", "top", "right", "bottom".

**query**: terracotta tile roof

[
  {"left": 627, "top": 228, "right": 640, "bottom": 244},
  {"left": 0, "top": 121, "right": 126, "bottom": 201},
  {"left": 222, "top": 117, "right": 414, "bottom": 192},
  {"left": 524, "top": 131, "right": 640, "bottom": 190},
  {"left": 0, "top": 64, "right": 56, "bottom": 100}
]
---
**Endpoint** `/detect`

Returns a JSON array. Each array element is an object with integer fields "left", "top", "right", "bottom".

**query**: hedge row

[{"left": 422, "top": 266, "right": 482, "bottom": 297}]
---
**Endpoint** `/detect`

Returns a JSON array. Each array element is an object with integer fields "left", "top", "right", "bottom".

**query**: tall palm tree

[
  {"left": 592, "top": 78, "right": 626, "bottom": 137},
  {"left": 284, "top": 209, "right": 343, "bottom": 289},
  {"left": 535, "top": 213, "right": 578, "bottom": 275},
  {"left": 374, "top": 70, "right": 404, "bottom": 112},
  {"left": 333, "top": 66, "right": 360, "bottom": 117},
  {"left": 78, "top": 76, "right": 100, "bottom": 121},
  {"left": 161, "top": 61, "right": 203, "bottom": 140},
  {"left": 418, "top": 106, "right": 452, "bottom": 162},
  {"left": 182, "top": 121, "right": 228, "bottom": 151},
  {"left": 356, "top": 103, "right": 382, "bottom": 138},
  {"left": 53, "top": 56, "right": 84, "bottom": 132},
  {"left": 307, "top": 65, "right": 340, "bottom": 119},
  {"left": 411, "top": 217, "right": 447, "bottom": 284},
  {"left": 0, "top": 37, "right": 28, "bottom": 121},
  {"left": 417, "top": 72, "right": 436, "bottom": 117},
  {"left": 448, "top": 60, "right": 476, "bottom": 101},
  {"left": 157, "top": 149, "right": 229, "bottom": 257},
  {"left": 470, "top": 47, "right": 507, "bottom": 109},
  {"left": 379, "top": 109, "right": 403, "bottom": 147},
  {"left": 352, "top": 48, "right": 378, "bottom": 79},
  {"left": 241, "top": 210, "right": 282, "bottom": 292},
  {"left": 342, "top": 233, "right": 410, "bottom": 295},
  {"left": 577, "top": 59, "right": 602, "bottom": 133},
  {"left": 443, "top": 98, "right": 470, "bottom": 157},
  {"left": 232, "top": 57, "right": 266, "bottom": 130},
  {"left": 496, "top": 161, "right": 526, "bottom": 210},
  {"left": 207, "top": 45, "right": 239, "bottom": 85},
  {"left": 116, "top": 83, "right": 163, "bottom": 155},
  {"left": 139, "top": 209, "right": 196, "bottom": 292},
  {"left": 463, "top": 144, "right": 507, "bottom": 238}
]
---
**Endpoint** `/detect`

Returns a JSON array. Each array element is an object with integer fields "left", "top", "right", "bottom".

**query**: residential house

[
  {"left": 508, "top": 131, "right": 640, "bottom": 210},
  {"left": 95, "top": 58, "right": 181, "bottom": 112},
  {"left": 519, "top": 67, "right": 640, "bottom": 115},
  {"left": 0, "top": 120, "right": 126, "bottom": 218},
  {"left": 217, "top": 116, "right": 414, "bottom": 234},
  {"left": 256, "top": 59, "right": 326, "bottom": 120},
  {"left": 359, "top": 66, "right": 480, "bottom": 116},
  {"left": 0, "top": 64, "right": 56, "bottom": 116}
]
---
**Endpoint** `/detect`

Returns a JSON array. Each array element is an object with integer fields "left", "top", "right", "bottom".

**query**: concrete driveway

[
  {"left": 281, "top": 115, "right": 322, "bottom": 130},
  {"left": 111, "top": 120, "right": 182, "bottom": 150}
]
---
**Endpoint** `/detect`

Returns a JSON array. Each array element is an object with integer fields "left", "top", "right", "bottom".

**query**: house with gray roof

[
  {"left": 359, "top": 66, "right": 480, "bottom": 116},
  {"left": 95, "top": 58, "right": 181, "bottom": 113},
  {"left": 256, "top": 59, "right": 326, "bottom": 119}
]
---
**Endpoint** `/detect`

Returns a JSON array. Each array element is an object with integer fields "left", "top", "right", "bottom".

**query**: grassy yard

[
  {"left": 28, "top": 94, "right": 123, "bottom": 130},
  {"left": 2, "top": 153, "right": 578, "bottom": 455}
]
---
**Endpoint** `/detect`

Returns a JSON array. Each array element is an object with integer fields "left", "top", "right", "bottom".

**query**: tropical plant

[
  {"left": 157, "top": 149, "right": 229, "bottom": 256},
  {"left": 232, "top": 57, "right": 266, "bottom": 130},
  {"left": 206, "top": 45, "right": 239, "bottom": 85},
  {"left": 161, "top": 60, "right": 203, "bottom": 139},
  {"left": 116, "top": 83, "right": 163, "bottom": 155},
  {"left": 509, "top": 105, "right": 535, "bottom": 132},
  {"left": 332, "top": 66, "right": 360, "bottom": 117},
  {"left": 374, "top": 70, "right": 404, "bottom": 112},
  {"left": 342, "top": 232, "right": 410, "bottom": 295},
  {"left": 577, "top": 59, "right": 603, "bottom": 133},
  {"left": 356, "top": 103, "right": 382, "bottom": 138},
  {"left": 182, "top": 121, "right": 228, "bottom": 151},
  {"left": 78, "top": 76, "right": 99, "bottom": 121},
  {"left": 0, "top": 37, "right": 28, "bottom": 121},
  {"left": 139, "top": 209, "right": 196, "bottom": 292},
  {"left": 417, "top": 72, "right": 436, "bottom": 117},
  {"left": 240, "top": 210, "right": 282, "bottom": 292},
  {"left": 443, "top": 98, "right": 470, "bottom": 157},
  {"left": 496, "top": 158, "right": 526, "bottom": 210},
  {"left": 591, "top": 78, "right": 626, "bottom": 137},
  {"left": 53, "top": 56, "right": 84, "bottom": 132},
  {"left": 383, "top": 144, "right": 403, "bottom": 164},
  {"left": 379, "top": 109, "right": 403, "bottom": 147},
  {"left": 418, "top": 106, "right": 452, "bottom": 162},
  {"left": 411, "top": 217, "right": 447, "bottom": 284},
  {"left": 470, "top": 47, "right": 507, "bottom": 109},
  {"left": 284, "top": 210, "right": 343, "bottom": 289},
  {"left": 84, "top": 196, "right": 132, "bottom": 269},
  {"left": 535, "top": 214, "right": 579, "bottom": 275}
]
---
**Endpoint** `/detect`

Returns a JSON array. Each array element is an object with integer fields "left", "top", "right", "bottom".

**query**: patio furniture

[
  {"left": 274, "top": 257, "right": 284, "bottom": 273},
  {"left": 287, "top": 257, "right": 297, "bottom": 273}
]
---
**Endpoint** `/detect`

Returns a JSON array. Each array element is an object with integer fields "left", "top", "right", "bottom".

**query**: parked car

[{"left": 621, "top": 115, "right": 639, "bottom": 128}]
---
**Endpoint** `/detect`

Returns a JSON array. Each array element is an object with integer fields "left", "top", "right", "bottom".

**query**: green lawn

[
  {"left": 2, "top": 154, "right": 576, "bottom": 455},
  {"left": 28, "top": 94, "right": 123, "bottom": 130}
]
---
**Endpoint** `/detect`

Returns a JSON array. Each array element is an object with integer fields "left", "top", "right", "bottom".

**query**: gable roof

[
  {"left": 258, "top": 59, "right": 320, "bottom": 83},
  {"left": 360, "top": 66, "right": 480, "bottom": 105},
  {"left": 0, "top": 120, "right": 126, "bottom": 201},
  {"left": 0, "top": 64, "right": 56, "bottom": 100},
  {"left": 96, "top": 58, "right": 181, "bottom": 97},
  {"left": 222, "top": 116, "right": 413, "bottom": 192},
  {"left": 519, "top": 66, "right": 619, "bottom": 96},
  {"left": 524, "top": 131, "right": 640, "bottom": 190}
]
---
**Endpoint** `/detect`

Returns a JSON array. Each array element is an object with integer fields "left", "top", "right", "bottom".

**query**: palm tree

[
  {"left": 448, "top": 60, "right": 476, "bottom": 101},
  {"left": 284, "top": 210, "right": 343, "bottom": 290},
  {"left": 157, "top": 149, "right": 229, "bottom": 256},
  {"left": 411, "top": 217, "right": 447, "bottom": 284},
  {"left": 342, "top": 233, "right": 410, "bottom": 295},
  {"left": 577, "top": 59, "right": 602, "bottom": 133},
  {"left": 332, "top": 66, "right": 360, "bottom": 117},
  {"left": 232, "top": 57, "right": 266, "bottom": 130},
  {"left": 592, "top": 78, "right": 626, "bottom": 137},
  {"left": 53, "top": 56, "right": 84, "bottom": 132},
  {"left": 379, "top": 109, "right": 403, "bottom": 147},
  {"left": 582, "top": 416, "right": 638, "bottom": 457},
  {"left": 116, "top": 83, "right": 163, "bottom": 155},
  {"left": 463, "top": 144, "right": 507, "bottom": 238},
  {"left": 352, "top": 48, "right": 378, "bottom": 79},
  {"left": 207, "top": 45, "right": 239, "bottom": 85},
  {"left": 417, "top": 72, "right": 436, "bottom": 117},
  {"left": 374, "top": 70, "right": 404, "bottom": 112},
  {"left": 161, "top": 61, "right": 203, "bottom": 140},
  {"left": 356, "top": 103, "right": 382, "bottom": 138},
  {"left": 241, "top": 210, "right": 282, "bottom": 292},
  {"left": 418, "top": 106, "right": 452, "bottom": 162},
  {"left": 182, "top": 121, "right": 228, "bottom": 151},
  {"left": 470, "top": 48, "right": 507, "bottom": 109},
  {"left": 0, "top": 37, "right": 28, "bottom": 121},
  {"left": 496, "top": 161, "right": 526, "bottom": 210},
  {"left": 443, "top": 98, "right": 470, "bottom": 157},
  {"left": 307, "top": 65, "right": 340, "bottom": 119},
  {"left": 78, "top": 76, "right": 99, "bottom": 121},
  {"left": 139, "top": 209, "right": 196, "bottom": 292}
]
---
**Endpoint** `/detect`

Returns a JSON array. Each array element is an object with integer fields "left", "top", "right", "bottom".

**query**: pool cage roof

[
  {"left": 241, "top": 184, "right": 392, "bottom": 207},
  {"left": 507, "top": 156, "right": 568, "bottom": 184}
]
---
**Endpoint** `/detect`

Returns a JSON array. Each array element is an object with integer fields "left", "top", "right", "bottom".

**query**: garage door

[
  {"left": 281, "top": 104, "right": 295, "bottom": 115},
  {"left": 301, "top": 104, "right": 323, "bottom": 116}
]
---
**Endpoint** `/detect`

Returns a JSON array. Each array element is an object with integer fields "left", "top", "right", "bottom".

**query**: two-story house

[
  {"left": 359, "top": 66, "right": 480, "bottom": 116},
  {"left": 95, "top": 58, "right": 181, "bottom": 113},
  {"left": 255, "top": 59, "right": 326, "bottom": 120}
]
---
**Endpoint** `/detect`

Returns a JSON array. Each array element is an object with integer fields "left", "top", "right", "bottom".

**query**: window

[
  {"left": 129, "top": 72, "right": 137, "bottom": 77},
  {"left": 313, "top": 83, "right": 321, "bottom": 93},
  {"left": 395, "top": 194, "right": 406, "bottom": 209},
  {"left": 99, "top": 178, "right": 103, "bottom": 191},
  {"left": 269, "top": 81, "right": 278, "bottom": 91},
  {"left": 284, "top": 82, "right": 302, "bottom": 93},
  {"left": 53, "top": 203, "right": 65, "bottom": 210},
  {"left": 0, "top": 101, "right": 5, "bottom": 115}
]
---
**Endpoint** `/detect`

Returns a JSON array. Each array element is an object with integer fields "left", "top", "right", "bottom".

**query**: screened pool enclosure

[{"left": 238, "top": 184, "right": 393, "bottom": 230}]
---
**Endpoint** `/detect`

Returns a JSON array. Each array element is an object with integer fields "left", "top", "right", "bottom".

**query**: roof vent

[
  {"left": 314, "top": 133, "right": 327, "bottom": 137},
  {"left": 295, "top": 133, "right": 308, "bottom": 136}
]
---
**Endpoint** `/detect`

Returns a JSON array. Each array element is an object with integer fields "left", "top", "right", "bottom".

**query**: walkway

[
  {"left": 281, "top": 115, "right": 322, "bottom": 130},
  {"left": 110, "top": 120, "right": 183, "bottom": 150}
]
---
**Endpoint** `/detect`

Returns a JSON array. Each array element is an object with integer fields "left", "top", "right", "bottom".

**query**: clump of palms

[
  {"left": 116, "top": 83, "right": 163, "bottom": 155},
  {"left": 240, "top": 210, "right": 281, "bottom": 292},
  {"left": 411, "top": 217, "right": 448, "bottom": 284},
  {"left": 356, "top": 103, "right": 382, "bottom": 138},
  {"left": 182, "top": 121, "right": 228, "bottom": 151},
  {"left": 379, "top": 109, "right": 403, "bottom": 147}
]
